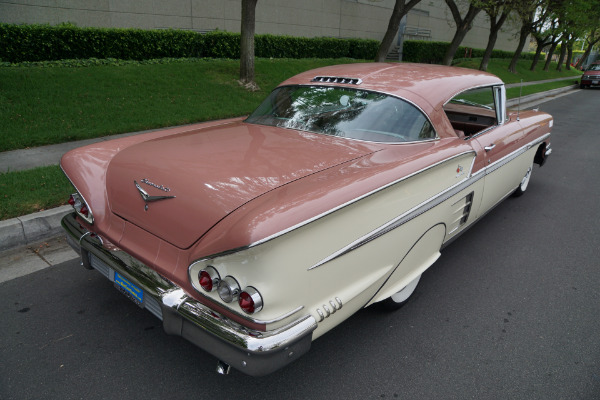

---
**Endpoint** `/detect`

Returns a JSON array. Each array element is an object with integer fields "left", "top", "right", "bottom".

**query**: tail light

[
  {"left": 190, "top": 264, "right": 263, "bottom": 314},
  {"left": 68, "top": 193, "right": 94, "bottom": 224},
  {"left": 239, "top": 287, "right": 263, "bottom": 314},
  {"left": 217, "top": 276, "right": 240, "bottom": 303},
  {"left": 198, "top": 266, "right": 220, "bottom": 292}
]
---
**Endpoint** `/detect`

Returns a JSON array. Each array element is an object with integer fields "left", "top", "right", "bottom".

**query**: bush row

[
  {"left": 0, "top": 24, "right": 379, "bottom": 62},
  {"left": 0, "top": 23, "right": 534, "bottom": 64},
  {"left": 402, "top": 40, "right": 536, "bottom": 64}
]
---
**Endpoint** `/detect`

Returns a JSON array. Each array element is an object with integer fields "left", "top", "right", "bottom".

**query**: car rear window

[{"left": 246, "top": 85, "right": 436, "bottom": 143}]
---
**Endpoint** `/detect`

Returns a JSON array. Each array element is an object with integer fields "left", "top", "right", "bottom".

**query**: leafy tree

[
  {"left": 240, "top": 0, "right": 259, "bottom": 90},
  {"left": 376, "top": 0, "right": 423, "bottom": 62},
  {"left": 479, "top": 0, "right": 513, "bottom": 71},
  {"left": 508, "top": 0, "right": 547, "bottom": 73},
  {"left": 576, "top": 28, "right": 600, "bottom": 68},
  {"left": 442, "top": 0, "right": 483, "bottom": 66}
]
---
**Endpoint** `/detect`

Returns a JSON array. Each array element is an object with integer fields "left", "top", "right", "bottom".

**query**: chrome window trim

[
  {"left": 494, "top": 85, "right": 507, "bottom": 125},
  {"left": 443, "top": 82, "right": 504, "bottom": 107},
  {"left": 444, "top": 83, "right": 505, "bottom": 140}
]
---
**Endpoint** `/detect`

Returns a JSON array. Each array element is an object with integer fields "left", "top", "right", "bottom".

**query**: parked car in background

[
  {"left": 580, "top": 62, "right": 600, "bottom": 88},
  {"left": 61, "top": 63, "right": 552, "bottom": 376}
]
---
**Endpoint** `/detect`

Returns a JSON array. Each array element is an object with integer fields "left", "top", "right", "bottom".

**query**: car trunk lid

[{"left": 106, "top": 121, "right": 379, "bottom": 249}]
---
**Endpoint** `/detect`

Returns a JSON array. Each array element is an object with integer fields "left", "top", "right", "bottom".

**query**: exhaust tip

[{"left": 216, "top": 360, "right": 231, "bottom": 375}]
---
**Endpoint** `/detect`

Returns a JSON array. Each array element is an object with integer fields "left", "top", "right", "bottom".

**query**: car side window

[{"left": 443, "top": 87, "right": 498, "bottom": 138}]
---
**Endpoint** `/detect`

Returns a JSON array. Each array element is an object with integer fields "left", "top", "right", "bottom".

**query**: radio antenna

[{"left": 517, "top": 79, "right": 523, "bottom": 121}]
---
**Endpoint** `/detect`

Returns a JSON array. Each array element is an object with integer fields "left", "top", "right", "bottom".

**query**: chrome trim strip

[
  {"left": 487, "top": 132, "right": 551, "bottom": 176},
  {"left": 309, "top": 169, "right": 483, "bottom": 270},
  {"left": 309, "top": 132, "right": 551, "bottom": 270},
  {"left": 190, "top": 151, "right": 476, "bottom": 266},
  {"left": 248, "top": 151, "right": 475, "bottom": 250}
]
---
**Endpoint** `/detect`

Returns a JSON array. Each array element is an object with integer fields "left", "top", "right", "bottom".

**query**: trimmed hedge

[
  {"left": 0, "top": 23, "right": 534, "bottom": 64},
  {"left": 0, "top": 23, "right": 379, "bottom": 62},
  {"left": 402, "top": 40, "right": 537, "bottom": 64}
]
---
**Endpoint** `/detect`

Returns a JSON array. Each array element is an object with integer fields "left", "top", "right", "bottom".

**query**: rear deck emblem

[{"left": 134, "top": 180, "right": 176, "bottom": 203}]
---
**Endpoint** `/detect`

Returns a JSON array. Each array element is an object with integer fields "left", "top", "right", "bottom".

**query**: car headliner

[{"left": 279, "top": 63, "right": 503, "bottom": 113}]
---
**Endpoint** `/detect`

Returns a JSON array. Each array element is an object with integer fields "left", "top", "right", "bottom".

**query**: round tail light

[
  {"left": 198, "top": 266, "right": 220, "bottom": 292},
  {"left": 217, "top": 276, "right": 240, "bottom": 303},
  {"left": 239, "top": 287, "right": 263, "bottom": 314},
  {"left": 68, "top": 195, "right": 76, "bottom": 206},
  {"left": 80, "top": 205, "right": 89, "bottom": 217}
]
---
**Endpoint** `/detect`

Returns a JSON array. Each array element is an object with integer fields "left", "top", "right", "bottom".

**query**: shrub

[
  {"left": 0, "top": 23, "right": 379, "bottom": 62},
  {"left": 402, "top": 40, "right": 536, "bottom": 64}
]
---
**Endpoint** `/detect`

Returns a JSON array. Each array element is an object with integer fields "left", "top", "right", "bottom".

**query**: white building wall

[{"left": 0, "top": 0, "right": 522, "bottom": 52}]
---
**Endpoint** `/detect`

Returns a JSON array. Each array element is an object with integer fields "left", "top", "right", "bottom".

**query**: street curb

[
  {"left": 0, "top": 206, "right": 71, "bottom": 252},
  {"left": 506, "top": 84, "right": 578, "bottom": 108}
]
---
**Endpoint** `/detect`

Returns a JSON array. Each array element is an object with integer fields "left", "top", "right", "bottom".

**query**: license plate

[
  {"left": 593, "top": 80, "right": 599, "bottom": 84},
  {"left": 114, "top": 272, "right": 143, "bottom": 306}
]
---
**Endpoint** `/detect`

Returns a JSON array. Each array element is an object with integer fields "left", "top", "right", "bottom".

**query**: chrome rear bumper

[{"left": 62, "top": 212, "right": 316, "bottom": 376}]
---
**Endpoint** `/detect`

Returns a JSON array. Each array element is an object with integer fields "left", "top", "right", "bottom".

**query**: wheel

[
  {"left": 580, "top": 84, "right": 585, "bottom": 89},
  {"left": 381, "top": 274, "right": 421, "bottom": 310},
  {"left": 512, "top": 163, "right": 533, "bottom": 197}
]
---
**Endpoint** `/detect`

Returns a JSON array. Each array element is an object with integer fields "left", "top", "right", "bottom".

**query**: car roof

[{"left": 279, "top": 63, "right": 503, "bottom": 112}]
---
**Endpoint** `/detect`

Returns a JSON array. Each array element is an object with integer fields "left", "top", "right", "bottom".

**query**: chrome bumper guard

[{"left": 62, "top": 213, "right": 317, "bottom": 376}]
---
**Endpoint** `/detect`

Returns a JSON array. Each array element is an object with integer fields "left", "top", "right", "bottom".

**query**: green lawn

[
  {"left": 453, "top": 58, "right": 582, "bottom": 84},
  {"left": 0, "top": 166, "right": 73, "bottom": 220},
  {"left": 0, "top": 58, "right": 363, "bottom": 152}
]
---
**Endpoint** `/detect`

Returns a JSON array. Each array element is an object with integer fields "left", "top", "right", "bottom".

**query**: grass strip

[
  {"left": 0, "top": 166, "right": 73, "bottom": 220},
  {"left": 453, "top": 58, "right": 582, "bottom": 84},
  {"left": 0, "top": 58, "right": 363, "bottom": 152},
  {"left": 506, "top": 79, "right": 577, "bottom": 99}
]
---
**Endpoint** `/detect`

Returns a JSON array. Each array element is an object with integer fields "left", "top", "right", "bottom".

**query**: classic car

[
  {"left": 61, "top": 63, "right": 552, "bottom": 376},
  {"left": 580, "top": 62, "right": 600, "bottom": 88}
]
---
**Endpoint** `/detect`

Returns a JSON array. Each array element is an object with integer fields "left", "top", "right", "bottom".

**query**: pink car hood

[{"left": 106, "top": 121, "right": 379, "bottom": 249}]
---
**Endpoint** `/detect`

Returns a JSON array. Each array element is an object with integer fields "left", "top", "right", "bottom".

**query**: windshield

[
  {"left": 587, "top": 64, "right": 600, "bottom": 71},
  {"left": 245, "top": 86, "right": 436, "bottom": 143}
]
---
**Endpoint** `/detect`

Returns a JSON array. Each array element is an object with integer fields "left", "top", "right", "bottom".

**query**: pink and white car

[{"left": 61, "top": 63, "right": 552, "bottom": 376}]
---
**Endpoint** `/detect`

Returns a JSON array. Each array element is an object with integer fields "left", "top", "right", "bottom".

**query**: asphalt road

[{"left": 2, "top": 89, "right": 599, "bottom": 400}]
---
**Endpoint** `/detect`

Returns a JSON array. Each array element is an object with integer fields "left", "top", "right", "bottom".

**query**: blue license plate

[{"left": 114, "top": 272, "right": 143, "bottom": 305}]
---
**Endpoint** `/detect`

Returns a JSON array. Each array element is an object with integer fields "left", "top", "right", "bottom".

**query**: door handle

[{"left": 484, "top": 143, "right": 496, "bottom": 152}]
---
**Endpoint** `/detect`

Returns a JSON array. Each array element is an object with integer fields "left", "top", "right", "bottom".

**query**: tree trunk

[
  {"left": 529, "top": 38, "right": 546, "bottom": 71},
  {"left": 240, "top": 0, "right": 258, "bottom": 89},
  {"left": 543, "top": 41, "right": 558, "bottom": 71},
  {"left": 556, "top": 40, "right": 567, "bottom": 72},
  {"left": 480, "top": 11, "right": 509, "bottom": 71},
  {"left": 442, "top": 1, "right": 482, "bottom": 66},
  {"left": 509, "top": 22, "right": 531, "bottom": 73},
  {"left": 565, "top": 42, "right": 573, "bottom": 71},
  {"left": 376, "top": 0, "right": 420, "bottom": 62}
]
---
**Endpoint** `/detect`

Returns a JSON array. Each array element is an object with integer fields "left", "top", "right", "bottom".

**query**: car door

[
  {"left": 473, "top": 119, "right": 525, "bottom": 215},
  {"left": 443, "top": 84, "right": 525, "bottom": 219}
]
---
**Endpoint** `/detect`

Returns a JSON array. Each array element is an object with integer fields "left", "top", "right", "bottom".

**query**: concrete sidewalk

[{"left": 0, "top": 81, "right": 581, "bottom": 253}]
